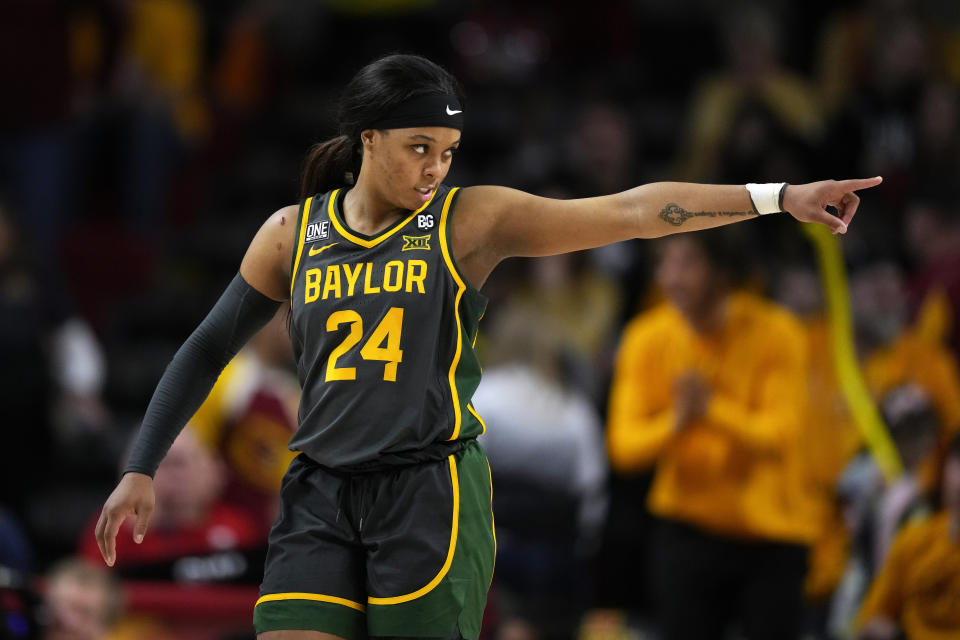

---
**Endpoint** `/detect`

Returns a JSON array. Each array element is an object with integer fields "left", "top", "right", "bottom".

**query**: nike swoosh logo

[
  {"left": 446, "top": 106, "right": 462, "bottom": 115},
  {"left": 308, "top": 242, "right": 338, "bottom": 256}
]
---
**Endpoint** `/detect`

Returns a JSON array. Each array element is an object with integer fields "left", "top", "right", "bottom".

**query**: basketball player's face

[{"left": 364, "top": 127, "right": 461, "bottom": 210}]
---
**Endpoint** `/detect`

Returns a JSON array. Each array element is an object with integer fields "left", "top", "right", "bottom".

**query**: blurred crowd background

[{"left": 2, "top": 0, "right": 960, "bottom": 639}]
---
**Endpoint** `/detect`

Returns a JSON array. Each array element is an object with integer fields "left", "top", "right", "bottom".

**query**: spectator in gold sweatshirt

[
  {"left": 607, "top": 229, "right": 812, "bottom": 640},
  {"left": 856, "top": 432, "right": 960, "bottom": 640},
  {"left": 851, "top": 257, "right": 960, "bottom": 491}
]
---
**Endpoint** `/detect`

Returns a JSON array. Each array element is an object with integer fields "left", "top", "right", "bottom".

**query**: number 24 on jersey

[{"left": 325, "top": 307, "right": 404, "bottom": 382}]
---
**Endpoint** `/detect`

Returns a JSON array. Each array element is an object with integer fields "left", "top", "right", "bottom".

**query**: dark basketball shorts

[{"left": 253, "top": 439, "right": 496, "bottom": 639}]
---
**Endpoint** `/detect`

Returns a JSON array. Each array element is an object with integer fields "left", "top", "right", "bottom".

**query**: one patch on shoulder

[{"left": 305, "top": 220, "right": 330, "bottom": 243}]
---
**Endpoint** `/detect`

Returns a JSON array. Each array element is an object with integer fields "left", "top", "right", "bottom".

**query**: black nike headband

[{"left": 365, "top": 93, "right": 464, "bottom": 131}]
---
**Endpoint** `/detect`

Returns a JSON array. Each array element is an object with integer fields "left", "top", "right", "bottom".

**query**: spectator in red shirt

[{"left": 81, "top": 427, "right": 263, "bottom": 584}]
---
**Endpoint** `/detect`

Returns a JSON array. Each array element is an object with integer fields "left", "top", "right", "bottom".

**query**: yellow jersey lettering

[
  {"left": 363, "top": 262, "right": 380, "bottom": 294},
  {"left": 343, "top": 263, "right": 363, "bottom": 297},
  {"left": 304, "top": 268, "right": 322, "bottom": 304},
  {"left": 383, "top": 260, "right": 403, "bottom": 292},
  {"left": 406, "top": 260, "right": 427, "bottom": 294},
  {"left": 322, "top": 264, "right": 342, "bottom": 300},
  {"left": 306, "top": 261, "right": 430, "bottom": 300}
]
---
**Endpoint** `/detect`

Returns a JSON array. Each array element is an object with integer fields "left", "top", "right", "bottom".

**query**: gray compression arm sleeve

[{"left": 124, "top": 273, "right": 283, "bottom": 477}]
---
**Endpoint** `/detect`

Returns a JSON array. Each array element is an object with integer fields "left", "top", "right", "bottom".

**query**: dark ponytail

[
  {"left": 300, "top": 135, "right": 360, "bottom": 199},
  {"left": 299, "top": 54, "right": 465, "bottom": 199}
]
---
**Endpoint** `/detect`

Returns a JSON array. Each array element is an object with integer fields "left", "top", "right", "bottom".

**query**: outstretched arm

[{"left": 452, "top": 178, "right": 881, "bottom": 286}]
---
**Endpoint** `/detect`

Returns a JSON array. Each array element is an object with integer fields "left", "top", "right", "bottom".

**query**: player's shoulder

[
  {"left": 256, "top": 203, "right": 300, "bottom": 226},
  {"left": 256, "top": 204, "right": 301, "bottom": 247},
  {"left": 239, "top": 204, "right": 301, "bottom": 301},
  {"left": 454, "top": 184, "right": 526, "bottom": 216}
]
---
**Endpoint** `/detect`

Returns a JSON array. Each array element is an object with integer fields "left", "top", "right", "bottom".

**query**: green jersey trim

[
  {"left": 438, "top": 187, "right": 467, "bottom": 440},
  {"left": 437, "top": 187, "right": 488, "bottom": 441},
  {"left": 467, "top": 404, "right": 487, "bottom": 435}
]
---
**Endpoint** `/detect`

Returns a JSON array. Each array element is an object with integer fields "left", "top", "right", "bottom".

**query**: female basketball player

[{"left": 94, "top": 54, "right": 881, "bottom": 640}]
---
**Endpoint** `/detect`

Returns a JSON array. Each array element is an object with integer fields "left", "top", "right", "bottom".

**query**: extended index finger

[{"left": 836, "top": 176, "right": 883, "bottom": 193}]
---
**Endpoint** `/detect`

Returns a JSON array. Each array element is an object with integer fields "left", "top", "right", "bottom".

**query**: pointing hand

[{"left": 783, "top": 177, "right": 883, "bottom": 235}]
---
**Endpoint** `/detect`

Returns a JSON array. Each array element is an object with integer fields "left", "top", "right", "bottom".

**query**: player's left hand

[{"left": 783, "top": 177, "right": 883, "bottom": 235}]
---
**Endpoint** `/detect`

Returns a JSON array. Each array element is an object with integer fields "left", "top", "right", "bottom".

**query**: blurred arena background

[{"left": 2, "top": 0, "right": 960, "bottom": 639}]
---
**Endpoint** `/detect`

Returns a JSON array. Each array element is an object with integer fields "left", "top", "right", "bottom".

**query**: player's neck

[{"left": 343, "top": 180, "right": 406, "bottom": 236}]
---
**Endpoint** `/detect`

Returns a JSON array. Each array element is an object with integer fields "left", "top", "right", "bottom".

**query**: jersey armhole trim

[
  {"left": 467, "top": 404, "right": 487, "bottom": 435},
  {"left": 438, "top": 188, "right": 486, "bottom": 300},
  {"left": 289, "top": 195, "right": 314, "bottom": 302},
  {"left": 486, "top": 458, "right": 497, "bottom": 587},
  {"left": 439, "top": 188, "right": 466, "bottom": 441}
]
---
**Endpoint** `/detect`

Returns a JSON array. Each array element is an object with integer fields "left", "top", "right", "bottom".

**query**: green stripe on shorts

[
  {"left": 254, "top": 598, "right": 365, "bottom": 639},
  {"left": 366, "top": 441, "right": 495, "bottom": 639}
]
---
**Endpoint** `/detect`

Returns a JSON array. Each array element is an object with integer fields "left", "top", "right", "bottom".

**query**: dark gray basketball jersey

[{"left": 287, "top": 185, "right": 488, "bottom": 468}]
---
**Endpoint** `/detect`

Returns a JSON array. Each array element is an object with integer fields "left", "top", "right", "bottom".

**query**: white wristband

[{"left": 745, "top": 182, "right": 787, "bottom": 215}]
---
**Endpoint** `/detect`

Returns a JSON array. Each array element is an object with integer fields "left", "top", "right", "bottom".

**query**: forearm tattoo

[{"left": 659, "top": 203, "right": 757, "bottom": 226}]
